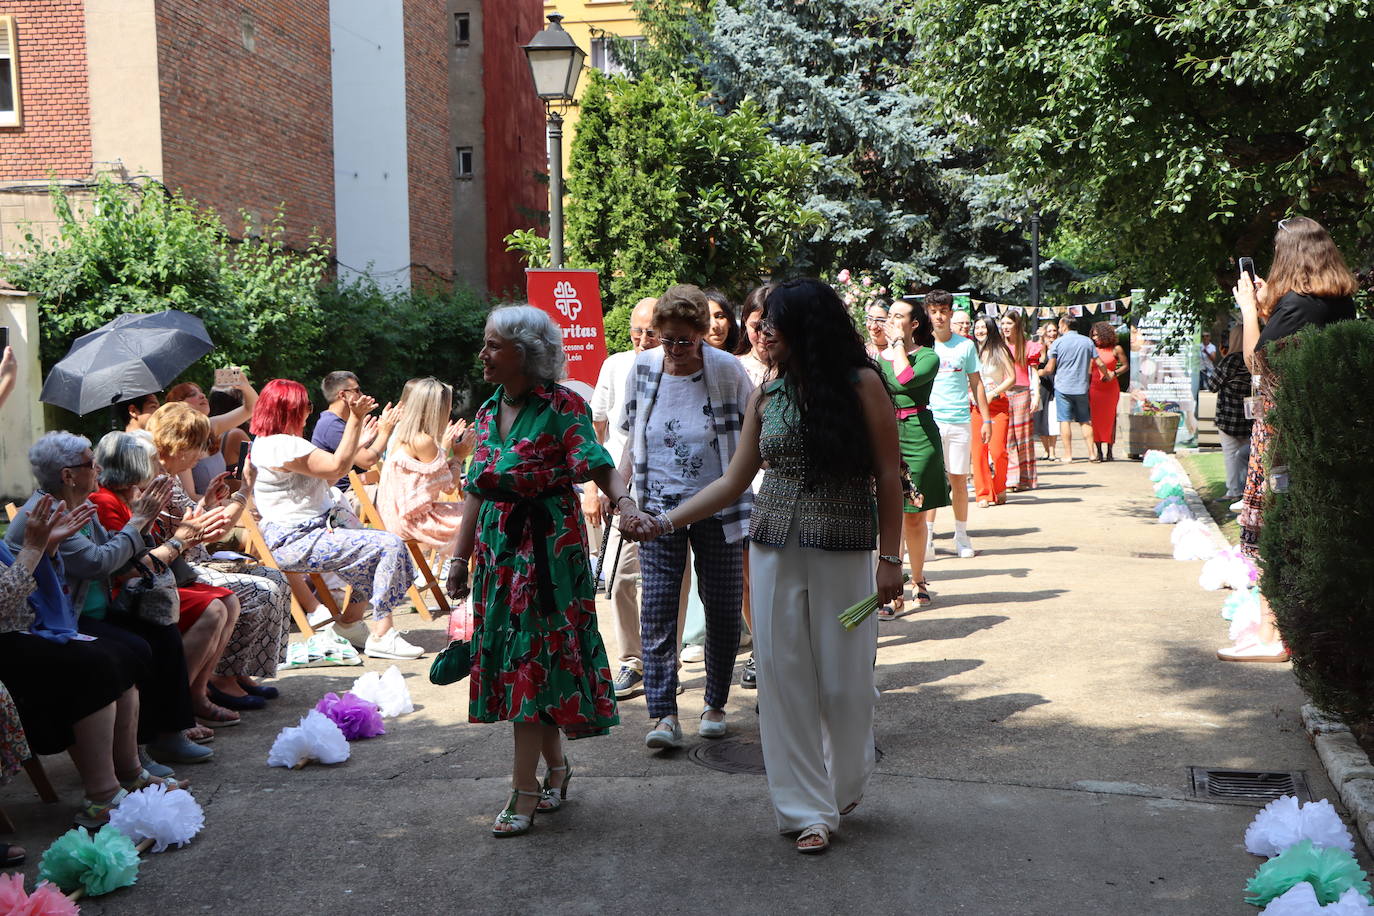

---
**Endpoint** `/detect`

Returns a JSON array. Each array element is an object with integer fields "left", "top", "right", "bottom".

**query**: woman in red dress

[{"left": 1088, "top": 323, "right": 1127, "bottom": 461}]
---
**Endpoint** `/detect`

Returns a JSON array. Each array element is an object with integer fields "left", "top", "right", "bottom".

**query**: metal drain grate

[
  {"left": 1188, "top": 767, "right": 1311, "bottom": 803},
  {"left": 688, "top": 737, "right": 883, "bottom": 776}
]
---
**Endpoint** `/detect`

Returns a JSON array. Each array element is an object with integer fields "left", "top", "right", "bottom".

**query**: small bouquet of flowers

[{"left": 838, "top": 574, "right": 912, "bottom": 630}]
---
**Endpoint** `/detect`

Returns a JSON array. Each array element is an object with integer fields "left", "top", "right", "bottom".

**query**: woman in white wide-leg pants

[
  {"left": 750, "top": 522, "right": 878, "bottom": 833},
  {"left": 620, "top": 279, "right": 903, "bottom": 854}
]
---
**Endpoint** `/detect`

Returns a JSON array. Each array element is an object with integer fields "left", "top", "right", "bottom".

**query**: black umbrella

[{"left": 39, "top": 310, "right": 214, "bottom": 416}]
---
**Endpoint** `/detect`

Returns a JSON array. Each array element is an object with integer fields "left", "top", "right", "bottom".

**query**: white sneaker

[
  {"left": 364, "top": 629, "right": 424, "bottom": 660},
  {"left": 925, "top": 529, "right": 936, "bottom": 560},
  {"left": 1229, "top": 500, "right": 1244, "bottom": 513},
  {"left": 680, "top": 644, "right": 705, "bottom": 663},
  {"left": 327, "top": 619, "right": 371, "bottom": 650},
  {"left": 307, "top": 607, "right": 334, "bottom": 628},
  {"left": 954, "top": 534, "right": 976, "bottom": 558}
]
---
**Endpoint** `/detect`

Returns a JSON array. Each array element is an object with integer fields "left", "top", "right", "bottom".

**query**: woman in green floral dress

[{"left": 449, "top": 305, "right": 652, "bottom": 837}]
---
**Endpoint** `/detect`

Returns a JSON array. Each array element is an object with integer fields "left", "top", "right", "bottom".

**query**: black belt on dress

[{"left": 486, "top": 486, "right": 571, "bottom": 617}]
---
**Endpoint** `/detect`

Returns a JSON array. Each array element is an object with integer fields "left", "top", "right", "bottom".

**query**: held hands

[{"left": 617, "top": 507, "right": 661, "bottom": 542}]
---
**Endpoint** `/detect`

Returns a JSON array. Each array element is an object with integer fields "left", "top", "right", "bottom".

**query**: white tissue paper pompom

[
  {"left": 267, "top": 710, "right": 351, "bottom": 768},
  {"left": 1170, "top": 519, "right": 1219, "bottom": 561},
  {"left": 1262, "top": 883, "right": 1374, "bottom": 914},
  {"left": 350, "top": 665, "right": 415, "bottom": 718},
  {"left": 1158, "top": 503, "right": 1193, "bottom": 524},
  {"left": 107, "top": 783, "right": 205, "bottom": 853},
  {"left": 1143, "top": 449, "right": 1167, "bottom": 467},
  {"left": 1245, "top": 796, "right": 1356, "bottom": 859}
]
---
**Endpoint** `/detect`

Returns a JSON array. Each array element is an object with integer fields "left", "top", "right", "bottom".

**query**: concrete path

[{"left": 5, "top": 459, "right": 1365, "bottom": 914}]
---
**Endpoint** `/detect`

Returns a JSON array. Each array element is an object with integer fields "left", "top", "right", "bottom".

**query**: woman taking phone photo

[
  {"left": 623, "top": 278, "right": 903, "bottom": 855},
  {"left": 1221, "top": 216, "right": 1356, "bottom": 663}
]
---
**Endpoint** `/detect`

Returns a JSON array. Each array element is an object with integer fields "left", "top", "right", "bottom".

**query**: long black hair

[
  {"left": 763, "top": 278, "right": 884, "bottom": 486},
  {"left": 735, "top": 284, "right": 772, "bottom": 356}
]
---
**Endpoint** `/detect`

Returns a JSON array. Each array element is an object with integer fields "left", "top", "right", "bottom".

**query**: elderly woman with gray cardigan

[
  {"left": 620, "top": 284, "right": 754, "bottom": 749},
  {"left": 5, "top": 432, "right": 224, "bottom": 766}
]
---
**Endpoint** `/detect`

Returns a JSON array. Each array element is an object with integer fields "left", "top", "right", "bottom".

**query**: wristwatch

[
  {"left": 878, "top": 554, "right": 903, "bottom": 566},
  {"left": 166, "top": 536, "right": 186, "bottom": 554}
]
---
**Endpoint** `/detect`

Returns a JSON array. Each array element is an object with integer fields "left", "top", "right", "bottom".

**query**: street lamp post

[
  {"left": 1029, "top": 205, "right": 1041, "bottom": 312},
  {"left": 522, "top": 14, "right": 586, "bottom": 270}
]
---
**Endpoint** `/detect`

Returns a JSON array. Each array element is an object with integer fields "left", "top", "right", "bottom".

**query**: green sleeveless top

[{"left": 749, "top": 379, "right": 877, "bottom": 551}]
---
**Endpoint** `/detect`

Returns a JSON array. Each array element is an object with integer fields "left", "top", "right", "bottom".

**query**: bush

[
  {"left": 602, "top": 304, "right": 632, "bottom": 355},
  {"left": 1260, "top": 321, "right": 1374, "bottom": 733},
  {"left": 309, "top": 278, "right": 492, "bottom": 414}
]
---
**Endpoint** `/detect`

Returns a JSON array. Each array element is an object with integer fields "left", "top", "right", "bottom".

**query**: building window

[
  {"left": 454, "top": 12, "right": 470, "bottom": 46},
  {"left": 590, "top": 36, "right": 643, "bottom": 77},
  {"left": 455, "top": 146, "right": 474, "bottom": 179},
  {"left": 0, "top": 17, "right": 20, "bottom": 127}
]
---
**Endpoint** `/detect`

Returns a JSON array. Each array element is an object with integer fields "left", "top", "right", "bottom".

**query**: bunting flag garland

[{"left": 972, "top": 296, "right": 1132, "bottom": 318}]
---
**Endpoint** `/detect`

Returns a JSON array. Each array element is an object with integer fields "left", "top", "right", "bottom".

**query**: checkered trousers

[{"left": 638, "top": 517, "right": 743, "bottom": 719}]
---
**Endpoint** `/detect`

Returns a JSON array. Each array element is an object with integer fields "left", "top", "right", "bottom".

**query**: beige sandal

[{"left": 796, "top": 824, "right": 830, "bottom": 854}]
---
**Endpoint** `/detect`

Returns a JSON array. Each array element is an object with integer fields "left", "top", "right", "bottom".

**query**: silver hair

[
  {"left": 486, "top": 304, "right": 566, "bottom": 384},
  {"left": 29, "top": 431, "right": 92, "bottom": 493},
  {"left": 95, "top": 431, "right": 156, "bottom": 489}
]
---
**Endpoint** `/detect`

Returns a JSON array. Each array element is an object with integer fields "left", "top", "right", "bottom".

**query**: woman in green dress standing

[
  {"left": 876, "top": 297, "right": 950, "bottom": 615},
  {"left": 447, "top": 305, "right": 651, "bottom": 837}
]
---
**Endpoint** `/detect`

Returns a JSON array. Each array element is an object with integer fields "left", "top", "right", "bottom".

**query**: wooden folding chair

[
  {"left": 237, "top": 510, "right": 344, "bottom": 636},
  {"left": 348, "top": 471, "right": 446, "bottom": 620}
]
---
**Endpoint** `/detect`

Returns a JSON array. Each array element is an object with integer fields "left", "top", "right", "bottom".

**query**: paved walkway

[{"left": 6, "top": 459, "right": 1366, "bottom": 914}]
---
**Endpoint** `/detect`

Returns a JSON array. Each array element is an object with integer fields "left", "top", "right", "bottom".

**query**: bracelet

[
  {"left": 166, "top": 537, "right": 186, "bottom": 555},
  {"left": 229, "top": 492, "right": 249, "bottom": 507},
  {"left": 616, "top": 495, "right": 635, "bottom": 509},
  {"left": 878, "top": 554, "right": 903, "bottom": 566},
  {"left": 656, "top": 511, "right": 675, "bottom": 535}
]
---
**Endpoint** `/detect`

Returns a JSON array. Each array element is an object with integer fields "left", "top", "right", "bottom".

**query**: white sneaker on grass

[{"left": 364, "top": 629, "right": 424, "bottom": 660}]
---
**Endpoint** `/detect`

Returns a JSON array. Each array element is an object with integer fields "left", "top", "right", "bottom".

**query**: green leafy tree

[
  {"left": 913, "top": 0, "right": 1374, "bottom": 318},
  {"left": 565, "top": 70, "right": 822, "bottom": 310},
  {"left": 6, "top": 178, "right": 330, "bottom": 384}
]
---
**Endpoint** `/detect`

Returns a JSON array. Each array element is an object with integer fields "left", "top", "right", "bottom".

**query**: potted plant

[{"left": 1127, "top": 399, "right": 1182, "bottom": 457}]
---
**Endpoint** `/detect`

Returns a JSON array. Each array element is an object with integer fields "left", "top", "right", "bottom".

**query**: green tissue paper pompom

[
  {"left": 37, "top": 825, "right": 140, "bottom": 896},
  {"left": 37, "top": 828, "right": 93, "bottom": 892},
  {"left": 1245, "top": 839, "right": 1373, "bottom": 907}
]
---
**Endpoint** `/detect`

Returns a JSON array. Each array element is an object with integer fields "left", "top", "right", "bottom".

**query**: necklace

[{"left": 500, "top": 390, "right": 527, "bottom": 407}]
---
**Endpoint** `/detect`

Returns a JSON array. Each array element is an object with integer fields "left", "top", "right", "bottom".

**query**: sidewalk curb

[
  {"left": 1154, "top": 460, "right": 1374, "bottom": 854},
  {"left": 1301, "top": 706, "right": 1374, "bottom": 853}
]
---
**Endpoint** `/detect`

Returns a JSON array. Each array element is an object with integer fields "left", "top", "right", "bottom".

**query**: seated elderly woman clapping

[
  {"left": 0, "top": 494, "right": 186, "bottom": 828},
  {"left": 4, "top": 433, "right": 229, "bottom": 773},
  {"left": 248, "top": 380, "right": 421, "bottom": 660},
  {"left": 95, "top": 411, "right": 292, "bottom": 714}
]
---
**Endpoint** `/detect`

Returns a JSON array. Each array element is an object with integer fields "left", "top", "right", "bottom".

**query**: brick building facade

[{"left": 0, "top": 0, "right": 546, "bottom": 293}]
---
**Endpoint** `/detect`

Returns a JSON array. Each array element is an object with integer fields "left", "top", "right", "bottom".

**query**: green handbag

[{"left": 428, "top": 640, "right": 473, "bottom": 686}]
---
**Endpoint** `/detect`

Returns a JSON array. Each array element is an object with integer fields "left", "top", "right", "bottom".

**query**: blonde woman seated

[{"left": 375, "top": 378, "right": 477, "bottom": 557}]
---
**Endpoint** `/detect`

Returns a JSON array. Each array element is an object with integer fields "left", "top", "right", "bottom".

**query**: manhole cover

[
  {"left": 689, "top": 735, "right": 767, "bottom": 775},
  {"left": 1189, "top": 767, "right": 1311, "bottom": 804},
  {"left": 688, "top": 736, "right": 882, "bottom": 776}
]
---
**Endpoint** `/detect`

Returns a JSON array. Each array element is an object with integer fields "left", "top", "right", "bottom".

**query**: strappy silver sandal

[{"left": 492, "top": 788, "right": 542, "bottom": 837}]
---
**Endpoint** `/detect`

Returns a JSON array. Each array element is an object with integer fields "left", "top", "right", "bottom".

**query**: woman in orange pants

[{"left": 971, "top": 317, "right": 1016, "bottom": 506}]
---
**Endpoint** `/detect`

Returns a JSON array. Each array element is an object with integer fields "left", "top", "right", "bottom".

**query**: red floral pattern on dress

[{"left": 462, "top": 385, "right": 619, "bottom": 738}]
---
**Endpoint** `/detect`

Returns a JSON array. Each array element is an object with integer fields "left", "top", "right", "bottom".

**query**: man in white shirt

[{"left": 587, "top": 297, "right": 659, "bottom": 698}]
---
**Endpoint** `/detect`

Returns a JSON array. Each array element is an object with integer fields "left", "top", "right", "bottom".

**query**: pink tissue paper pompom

[
  {"left": 21, "top": 882, "right": 81, "bottom": 916},
  {"left": 315, "top": 692, "right": 386, "bottom": 740}
]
